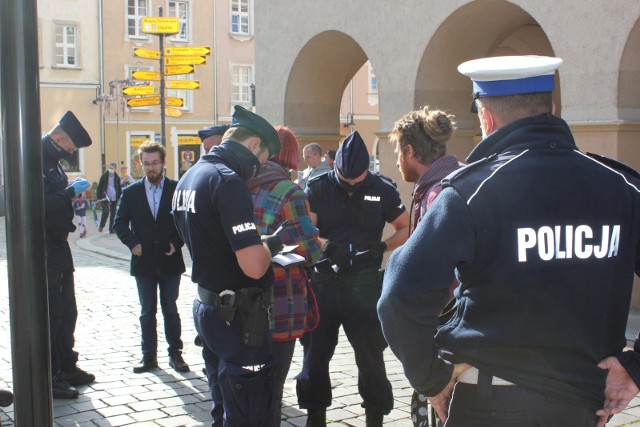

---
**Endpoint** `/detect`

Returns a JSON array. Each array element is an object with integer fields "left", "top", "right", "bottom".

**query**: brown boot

[{"left": 306, "top": 408, "right": 326, "bottom": 427}]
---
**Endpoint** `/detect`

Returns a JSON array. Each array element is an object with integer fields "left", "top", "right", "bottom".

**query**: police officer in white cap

[{"left": 378, "top": 56, "right": 640, "bottom": 426}]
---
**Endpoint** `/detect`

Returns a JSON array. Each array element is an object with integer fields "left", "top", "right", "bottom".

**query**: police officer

[
  {"left": 378, "top": 56, "right": 640, "bottom": 427},
  {"left": 43, "top": 111, "right": 95, "bottom": 398},
  {"left": 173, "top": 105, "right": 282, "bottom": 426},
  {"left": 296, "top": 131, "right": 410, "bottom": 427},
  {"left": 198, "top": 123, "right": 230, "bottom": 154}
]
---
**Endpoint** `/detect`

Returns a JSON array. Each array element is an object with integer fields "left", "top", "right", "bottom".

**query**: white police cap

[{"left": 459, "top": 55, "right": 563, "bottom": 98}]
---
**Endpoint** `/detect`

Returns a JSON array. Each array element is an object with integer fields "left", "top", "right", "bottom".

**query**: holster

[{"left": 236, "top": 287, "right": 270, "bottom": 347}]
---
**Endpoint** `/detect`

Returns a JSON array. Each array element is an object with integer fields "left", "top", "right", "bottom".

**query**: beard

[
  {"left": 398, "top": 155, "right": 419, "bottom": 183},
  {"left": 146, "top": 171, "right": 163, "bottom": 184}
]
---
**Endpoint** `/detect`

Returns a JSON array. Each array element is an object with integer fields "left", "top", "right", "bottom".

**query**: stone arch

[
  {"left": 415, "top": 0, "right": 559, "bottom": 159},
  {"left": 284, "top": 30, "right": 369, "bottom": 150},
  {"left": 618, "top": 16, "right": 640, "bottom": 121}
]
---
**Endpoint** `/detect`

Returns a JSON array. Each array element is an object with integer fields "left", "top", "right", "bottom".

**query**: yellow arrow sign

[
  {"left": 131, "top": 71, "right": 160, "bottom": 81},
  {"left": 164, "top": 56, "right": 206, "bottom": 66},
  {"left": 178, "top": 136, "right": 201, "bottom": 145},
  {"left": 165, "top": 65, "right": 195, "bottom": 76},
  {"left": 127, "top": 96, "right": 161, "bottom": 107},
  {"left": 165, "top": 80, "right": 200, "bottom": 90},
  {"left": 123, "top": 86, "right": 159, "bottom": 96},
  {"left": 141, "top": 17, "right": 180, "bottom": 35},
  {"left": 165, "top": 107, "right": 182, "bottom": 118},
  {"left": 127, "top": 96, "right": 184, "bottom": 108},
  {"left": 164, "top": 46, "right": 211, "bottom": 57},
  {"left": 133, "top": 48, "right": 160, "bottom": 60},
  {"left": 166, "top": 97, "right": 184, "bottom": 107}
]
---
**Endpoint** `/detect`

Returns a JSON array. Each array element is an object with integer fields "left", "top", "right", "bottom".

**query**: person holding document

[
  {"left": 247, "top": 125, "right": 323, "bottom": 425},
  {"left": 295, "top": 131, "right": 410, "bottom": 426}
]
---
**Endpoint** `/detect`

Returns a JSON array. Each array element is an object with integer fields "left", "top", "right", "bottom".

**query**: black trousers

[
  {"left": 47, "top": 265, "right": 79, "bottom": 374},
  {"left": 296, "top": 269, "right": 393, "bottom": 414},
  {"left": 99, "top": 200, "right": 117, "bottom": 232},
  {"left": 446, "top": 378, "right": 598, "bottom": 427}
]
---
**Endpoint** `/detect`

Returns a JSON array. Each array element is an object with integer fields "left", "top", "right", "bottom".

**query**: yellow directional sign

[
  {"left": 127, "top": 97, "right": 161, "bottom": 107},
  {"left": 165, "top": 107, "right": 182, "bottom": 118},
  {"left": 164, "top": 56, "right": 206, "bottom": 66},
  {"left": 141, "top": 17, "right": 180, "bottom": 35},
  {"left": 131, "top": 70, "right": 161, "bottom": 81},
  {"left": 122, "top": 86, "right": 159, "bottom": 96},
  {"left": 165, "top": 80, "right": 200, "bottom": 90},
  {"left": 164, "top": 46, "right": 211, "bottom": 57},
  {"left": 127, "top": 96, "right": 184, "bottom": 108},
  {"left": 133, "top": 48, "right": 160, "bottom": 60},
  {"left": 166, "top": 97, "right": 184, "bottom": 107},
  {"left": 165, "top": 65, "right": 195, "bottom": 76}
]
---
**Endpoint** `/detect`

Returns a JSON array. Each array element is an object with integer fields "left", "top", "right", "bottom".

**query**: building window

[
  {"left": 230, "top": 0, "right": 250, "bottom": 35},
  {"left": 128, "top": 132, "right": 155, "bottom": 179},
  {"left": 54, "top": 24, "right": 78, "bottom": 67},
  {"left": 368, "top": 62, "right": 379, "bottom": 106},
  {"left": 167, "top": 0, "right": 189, "bottom": 42},
  {"left": 127, "top": 0, "right": 150, "bottom": 39},
  {"left": 60, "top": 150, "right": 80, "bottom": 173},
  {"left": 231, "top": 64, "right": 252, "bottom": 105},
  {"left": 166, "top": 74, "right": 193, "bottom": 111}
]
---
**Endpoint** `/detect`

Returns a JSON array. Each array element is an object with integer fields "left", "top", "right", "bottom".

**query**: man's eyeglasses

[{"left": 142, "top": 161, "right": 163, "bottom": 168}]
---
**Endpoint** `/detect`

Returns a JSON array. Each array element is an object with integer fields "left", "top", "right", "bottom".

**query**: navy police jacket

[
  {"left": 378, "top": 113, "right": 640, "bottom": 411},
  {"left": 172, "top": 146, "right": 273, "bottom": 291}
]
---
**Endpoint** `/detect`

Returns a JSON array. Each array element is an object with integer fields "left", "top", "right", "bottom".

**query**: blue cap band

[{"left": 473, "top": 74, "right": 555, "bottom": 97}]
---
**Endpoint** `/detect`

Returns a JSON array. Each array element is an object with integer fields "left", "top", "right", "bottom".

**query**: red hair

[{"left": 271, "top": 125, "right": 300, "bottom": 171}]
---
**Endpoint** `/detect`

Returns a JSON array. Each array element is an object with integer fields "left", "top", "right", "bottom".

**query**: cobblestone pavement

[{"left": 0, "top": 216, "right": 638, "bottom": 426}]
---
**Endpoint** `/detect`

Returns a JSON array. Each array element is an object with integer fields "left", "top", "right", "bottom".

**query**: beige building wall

[
  {"left": 37, "top": 0, "right": 102, "bottom": 186},
  {"left": 255, "top": 0, "right": 640, "bottom": 304}
]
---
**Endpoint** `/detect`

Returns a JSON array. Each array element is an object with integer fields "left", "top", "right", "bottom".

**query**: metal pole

[
  {"left": 0, "top": 0, "right": 54, "bottom": 425},
  {"left": 159, "top": 6, "right": 166, "bottom": 146}
]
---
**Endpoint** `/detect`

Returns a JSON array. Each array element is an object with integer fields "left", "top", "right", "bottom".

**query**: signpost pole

[{"left": 158, "top": 6, "right": 166, "bottom": 146}]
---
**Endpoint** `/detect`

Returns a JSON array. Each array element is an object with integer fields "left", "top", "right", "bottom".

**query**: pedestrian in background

[
  {"left": 114, "top": 141, "right": 188, "bottom": 374},
  {"left": 378, "top": 55, "right": 640, "bottom": 427},
  {"left": 296, "top": 131, "right": 410, "bottom": 427},
  {"left": 247, "top": 125, "right": 323, "bottom": 425},
  {"left": 297, "top": 143, "right": 331, "bottom": 189},
  {"left": 42, "top": 111, "right": 95, "bottom": 399},
  {"left": 72, "top": 192, "right": 90, "bottom": 238},
  {"left": 173, "top": 106, "right": 283, "bottom": 426},
  {"left": 120, "top": 163, "right": 134, "bottom": 188},
  {"left": 96, "top": 161, "right": 121, "bottom": 233},
  {"left": 323, "top": 149, "right": 336, "bottom": 169}
]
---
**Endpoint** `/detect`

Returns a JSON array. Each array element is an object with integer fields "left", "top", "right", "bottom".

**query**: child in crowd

[{"left": 73, "top": 192, "right": 90, "bottom": 238}]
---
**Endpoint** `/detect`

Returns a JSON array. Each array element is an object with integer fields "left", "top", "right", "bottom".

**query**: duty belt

[
  {"left": 197, "top": 286, "right": 237, "bottom": 307},
  {"left": 457, "top": 367, "right": 515, "bottom": 386}
]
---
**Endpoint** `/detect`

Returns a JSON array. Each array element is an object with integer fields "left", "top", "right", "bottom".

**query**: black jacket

[
  {"left": 114, "top": 177, "right": 185, "bottom": 277},
  {"left": 97, "top": 171, "right": 122, "bottom": 201}
]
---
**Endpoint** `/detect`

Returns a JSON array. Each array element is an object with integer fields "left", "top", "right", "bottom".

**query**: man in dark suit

[{"left": 114, "top": 141, "right": 189, "bottom": 373}]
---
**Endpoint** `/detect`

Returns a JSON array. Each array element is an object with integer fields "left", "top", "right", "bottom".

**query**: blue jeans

[{"left": 135, "top": 273, "right": 183, "bottom": 356}]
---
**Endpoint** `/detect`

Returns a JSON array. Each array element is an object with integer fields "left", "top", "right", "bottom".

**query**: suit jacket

[{"left": 114, "top": 177, "right": 185, "bottom": 277}]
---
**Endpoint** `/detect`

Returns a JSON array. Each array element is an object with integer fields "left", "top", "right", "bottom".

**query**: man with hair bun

[
  {"left": 390, "top": 106, "right": 462, "bottom": 233},
  {"left": 389, "top": 106, "right": 462, "bottom": 426}
]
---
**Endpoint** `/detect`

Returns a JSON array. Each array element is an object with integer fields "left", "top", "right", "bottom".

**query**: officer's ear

[{"left": 481, "top": 107, "right": 496, "bottom": 135}]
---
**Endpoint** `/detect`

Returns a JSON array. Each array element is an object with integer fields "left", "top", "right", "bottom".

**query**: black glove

[
  {"left": 364, "top": 241, "right": 387, "bottom": 263},
  {"left": 261, "top": 234, "right": 283, "bottom": 257},
  {"left": 322, "top": 240, "right": 352, "bottom": 269}
]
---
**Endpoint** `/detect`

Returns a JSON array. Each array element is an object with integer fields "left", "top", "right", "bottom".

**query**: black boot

[
  {"left": 133, "top": 354, "right": 158, "bottom": 373},
  {"left": 0, "top": 389, "right": 13, "bottom": 407},
  {"left": 306, "top": 408, "right": 326, "bottom": 427},
  {"left": 365, "top": 409, "right": 383, "bottom": 427}
]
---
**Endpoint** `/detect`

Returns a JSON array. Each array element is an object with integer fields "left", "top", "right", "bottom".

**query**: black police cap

[{"left": 59, "top": 111, "right": 92, "bottom": 148}]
